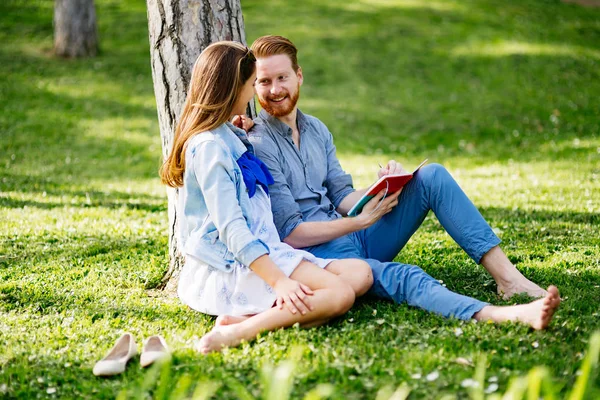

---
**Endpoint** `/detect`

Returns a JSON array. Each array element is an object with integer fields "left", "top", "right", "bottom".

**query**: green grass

[{"left": 1, "top": 0, "right": 599, "bottom": 398}]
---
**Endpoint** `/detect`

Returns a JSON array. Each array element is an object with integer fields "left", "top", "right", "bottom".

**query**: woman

[{"left": 160, "top": 41, "right": 373, "bottom": 353}]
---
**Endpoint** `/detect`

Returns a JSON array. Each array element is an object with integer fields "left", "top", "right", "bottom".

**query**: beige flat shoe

[
  {"left": 140, "top": 335, "right": 170, "bottom": 368},
  {"left": 93, "top": 333, "right": 137, "bottom": 376}
]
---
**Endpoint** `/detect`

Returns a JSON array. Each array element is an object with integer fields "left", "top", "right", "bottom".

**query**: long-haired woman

[{"left": 160, "top": 41, "right": 373, "bottom": 353}]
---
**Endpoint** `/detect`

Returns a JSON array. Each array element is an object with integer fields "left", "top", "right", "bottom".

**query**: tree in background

[
  {"left": 146, "top": 0, "right": 254, "bottom": 292},
  {"left": 54, "top": 0, "right": 98, "bottom": 57}
]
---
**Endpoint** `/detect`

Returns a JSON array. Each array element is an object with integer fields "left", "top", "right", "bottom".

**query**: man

[{"left": 246, "top": 35, "right": 553, "bottom": 323}]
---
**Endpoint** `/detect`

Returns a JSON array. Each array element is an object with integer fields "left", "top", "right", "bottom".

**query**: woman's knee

[
  {"left": 353, "top": 260, "right": 373, "bottom": 296},
  {"left": 326, "top": 259, "right": 373, "bottom": 296},
  {"left": 328, "top": 279, "right": 356, "bottom": 317}
]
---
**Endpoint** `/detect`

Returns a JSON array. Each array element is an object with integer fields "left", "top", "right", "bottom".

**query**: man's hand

[
  {"left": 378, "top": 160, "right": 408, "bottom": 178},
  {"left": 273, "top": 277, "right": 314, "bottom": 315},
  {"left": 354, "top": 189, "right": 401, "bottom": 228},
  {"left": 232, "top": 114, "right": 254, "bottom": 132}
]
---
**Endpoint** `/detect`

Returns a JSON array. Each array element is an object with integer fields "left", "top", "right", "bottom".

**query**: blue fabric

[
  {"left": 303, "top": 163, "right": 498, "bottom": 320},
  {"left": 180, "top": 123, "right": 270, "bottom": 273},
  {"left": 250, "top": 109, "right": 355, "bottom": 240},
  {"left": 237, "top": 151, "right": 274, "bottom": 198},
  {"left": 251, "top": 109, "right": 499, "bottom": 320}
]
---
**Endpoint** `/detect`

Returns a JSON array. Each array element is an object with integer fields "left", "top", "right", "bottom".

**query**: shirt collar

[
  {"left": 259, "top": 109, "right": 307, "bottom": 138},
  {"left": 212, "top": 122, "right": 251, "bottom": 160}
]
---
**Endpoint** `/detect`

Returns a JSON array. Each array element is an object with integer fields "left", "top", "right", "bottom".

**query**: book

[{"left": 347, "top": 159, "right": 428, "bottom": 217}]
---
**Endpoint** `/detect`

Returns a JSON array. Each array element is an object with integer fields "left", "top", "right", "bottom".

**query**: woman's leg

[
  {"left": 197, "top": 261, "right": 355, "bottom": 353},
  {"left": 474, "top": 286, "right": 560, "bottom": 330},
  {"left": 325, "top": 259, "right": 373, "bottom": 296},
  {"left": 215, "top": 315, "right": 251, "bottom": 326}
]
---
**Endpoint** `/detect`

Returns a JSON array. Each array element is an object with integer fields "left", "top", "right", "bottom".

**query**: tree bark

[
  {"left": 147, "top": 0, "right": 254, "bottom": 293},
  {"left": 54, "top": 0, "right": 99, "bottom": 58}
]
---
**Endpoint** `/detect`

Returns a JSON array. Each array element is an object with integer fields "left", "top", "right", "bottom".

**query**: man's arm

[
  {"left": 336, "top": 188, "right": 367, "bottom": 216},
  {"left": 284, "top": 189, "right": 401, "bottom": 248}
]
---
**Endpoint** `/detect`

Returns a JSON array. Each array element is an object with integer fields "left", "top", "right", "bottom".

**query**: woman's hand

[
  {"left": 273, "top": 277, "right": 314, "bottom": 315},
  {"left": 232, "top": 114, "right": 254, "bottom": 132}
]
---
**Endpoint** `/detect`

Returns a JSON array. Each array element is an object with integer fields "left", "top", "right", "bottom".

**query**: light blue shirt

[
  {"left": 179, "top": 123, "right": 270, "bottom": 272},
  {"left": 250, "top": 109, "right": 355, "bottom": 240}
]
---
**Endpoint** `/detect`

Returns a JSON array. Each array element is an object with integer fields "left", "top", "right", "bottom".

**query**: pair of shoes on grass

[{"left": 93, "top": 333, "right": 170, "bottom": 376}]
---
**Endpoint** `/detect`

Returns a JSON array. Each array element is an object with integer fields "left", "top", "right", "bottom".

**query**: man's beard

[{"left": 258, "top": 84, "right": 300, "bottom": 117}]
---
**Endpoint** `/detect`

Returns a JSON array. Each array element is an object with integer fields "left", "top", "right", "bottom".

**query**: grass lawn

[{"left": 1, "top": 0, "right": 599, "bottom": 398}]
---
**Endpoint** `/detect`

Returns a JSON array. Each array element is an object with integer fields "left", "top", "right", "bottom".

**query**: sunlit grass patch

[{"left": 1, "top": 0, "right": 599, "bottom": 398}]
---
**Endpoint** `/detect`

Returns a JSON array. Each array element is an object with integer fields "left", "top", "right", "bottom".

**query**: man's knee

[{"left": 415, "top": 163, "right": 447, "bottom": 185}]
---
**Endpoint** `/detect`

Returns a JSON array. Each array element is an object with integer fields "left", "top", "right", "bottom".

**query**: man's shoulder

[
  {"left": 298, "top": 111, "right": 326, "bottom": 128},
  {"left": 248, "top": 119, "right": 277, "bottom": 147}
]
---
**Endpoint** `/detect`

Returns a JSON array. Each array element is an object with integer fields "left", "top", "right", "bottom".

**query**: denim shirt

[
  {"left": 249, "top": 109, "right": 355, "bottom": 240},
  {"left": 179, "top": 122, "right": 270, "bottom": 273}
]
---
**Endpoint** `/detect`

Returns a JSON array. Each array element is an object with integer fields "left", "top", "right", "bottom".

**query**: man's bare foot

[
  {"left": 497, "top": 277, "right": 548, "bottom": 300},
  {"left": 215, "top": 315, "right": 250, "bottom": 326},
  {"left": 481, "top": 246, "right": 548, "bottom": 299},
  {"left": 475, "top": 286, "right": 561, "bottom": 330},
  {"left": 195, "top": 325, "right": 240, "bottom": 354},
  {"left": 519, "top": 285, "right": 561, "bottom": 330}
]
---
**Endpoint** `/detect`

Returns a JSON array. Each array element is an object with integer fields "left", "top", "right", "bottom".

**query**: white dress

[{"left": 178, "top": 186, "right": 333, "bottom": 316}]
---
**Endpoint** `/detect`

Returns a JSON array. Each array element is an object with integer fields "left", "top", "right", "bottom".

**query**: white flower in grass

[
  {"left": 461, "top": 378, "right": 479, "bottom": 388},
  {"left": 0, "top": 384, "right": 7, "bottom": 393},
  {"left": 411, "top": 373, "right": 422, "bottom": 379},
  {"left": 532, "top": 341, "right": 539, "bottom": 348},
  {"left": 488, "top": 376, "right": 498, "bottom": 382},
  {"left": 485, "top": 383, "right": 499, "bottom": 393},
  {"left": 47, "top": 388, "right": 56, "bottom": 394},
  {"left": 454, "top": 327, "right": 463, "bottom": 337},
  {"left": 426, "top": 371, "right": 439, "bottom": 381}
]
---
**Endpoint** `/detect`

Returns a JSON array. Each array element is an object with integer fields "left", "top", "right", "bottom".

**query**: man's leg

[
  {"left": 304, "top": 232, "right": 491, "bottom": 319},
  {"left": 354, "top": 163, "right": 545, "bottom": 298},
  {"left": 366, "top": 258, "right": 488, "bottom": 320}
]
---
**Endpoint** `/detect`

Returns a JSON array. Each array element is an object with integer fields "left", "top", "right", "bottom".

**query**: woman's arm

[{"left": 250, "top": 254, "right": 314, "bottom": 315}]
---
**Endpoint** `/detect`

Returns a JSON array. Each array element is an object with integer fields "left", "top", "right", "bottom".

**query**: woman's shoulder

[{"left": 187, "top": 126, "right": 232, "bottom": 157}]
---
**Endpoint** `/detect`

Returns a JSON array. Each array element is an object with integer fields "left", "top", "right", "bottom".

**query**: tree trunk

[
  {"left": 147, "top": 0, "right": 254, "bottom": 294},
  {"left": 54, "top": 0, "right": 98, "bottom": 58}
]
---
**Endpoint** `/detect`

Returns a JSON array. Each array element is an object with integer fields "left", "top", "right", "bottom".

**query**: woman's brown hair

[{"left": 160, "top": 41, "right": 256, "bottom": 187}]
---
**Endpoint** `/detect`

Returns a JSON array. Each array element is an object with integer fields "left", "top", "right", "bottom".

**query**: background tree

[
  {"left": 54, "top": 0, "right": 99, "bottom": 58},
  {"left": 146, "top": 0, "right": 254, "bottom": 292}
]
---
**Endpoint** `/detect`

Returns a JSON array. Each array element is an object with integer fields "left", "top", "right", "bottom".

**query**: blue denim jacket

[{"left": 178, "top": 122, "right": 270, "bottom": 273}]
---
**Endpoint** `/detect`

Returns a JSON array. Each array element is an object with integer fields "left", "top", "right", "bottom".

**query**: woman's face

[{"left": 231, "top": 71, "right": 256, "bottom": 117}]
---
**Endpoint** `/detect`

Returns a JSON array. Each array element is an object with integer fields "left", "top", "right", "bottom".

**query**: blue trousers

[{"left": 306, "top": 163, "right": 501, "bottom": 320}]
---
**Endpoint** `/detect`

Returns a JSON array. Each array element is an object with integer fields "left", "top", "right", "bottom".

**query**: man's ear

[{"left": 297, "top": 66, "right": 303, "bottom": 86}]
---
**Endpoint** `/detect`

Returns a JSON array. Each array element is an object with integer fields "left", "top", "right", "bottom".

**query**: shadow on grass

[{"left": 0, "top": 172, "right": 166, "bottom": 211}]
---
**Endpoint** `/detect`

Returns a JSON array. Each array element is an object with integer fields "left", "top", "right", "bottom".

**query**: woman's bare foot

[
  {"left": 475, "top": 286, "right": 561, "bottom": 330},
  {"left": 215, "top": 315, "right": 250, "bottom": 326},
  {"left": 497, "top": 277, "right": 548, "bottom": 300},
  {"left": 196, "top": 325, "right": 241, "bottom": 354}
]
